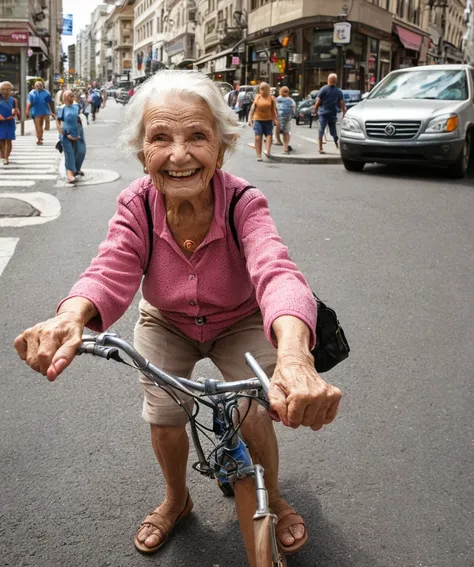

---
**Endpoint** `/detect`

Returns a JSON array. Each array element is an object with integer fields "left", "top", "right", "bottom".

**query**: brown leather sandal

[
  {"left": 276, "top": 507, "right": 308, "bottom": 556},
  {"left": 133, "top": 493, "right": 193, "bottom": 554}
]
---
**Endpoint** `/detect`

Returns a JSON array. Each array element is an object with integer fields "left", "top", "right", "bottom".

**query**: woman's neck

[{"left": 164, "top": 183, "right": 214, "bottom": 228}]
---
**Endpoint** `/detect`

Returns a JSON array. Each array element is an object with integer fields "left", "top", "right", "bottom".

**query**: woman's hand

[
  {"left": 67, "top": 134, "right": 78, "bottom": 141},
  {"left": 269, "top": 354, "right": 342, "bottom": 430},
  {"left": 248, "top": 119, "right": 253, "bottom": 127},
  {"left": 14, "top": 312, "right": 85, "bottom": 382}
]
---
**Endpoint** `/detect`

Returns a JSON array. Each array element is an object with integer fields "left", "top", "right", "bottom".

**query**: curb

[{"left": 266, "top": 153, "right": 342, "bottom": 165}]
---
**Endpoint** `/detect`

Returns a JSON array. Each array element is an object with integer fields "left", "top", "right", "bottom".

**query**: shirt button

[
  {"left": 189, "top": 300, "right": 196, "bottom": 306},
  {"left": 189, "top": 275, "right": 195, "bottom": 281}
]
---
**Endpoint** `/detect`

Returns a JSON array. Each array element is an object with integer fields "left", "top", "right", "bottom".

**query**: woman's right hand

[
  {"left": 248, "top": 119, "right": 253, "bottom": 127},
  {"left": 14, "top": 312, "right": 85, "bottom": 382}
]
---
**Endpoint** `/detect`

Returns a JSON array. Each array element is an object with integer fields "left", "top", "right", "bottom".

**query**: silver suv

[{"left": 340, "top": 65, "right": 474, "bottom": 178}]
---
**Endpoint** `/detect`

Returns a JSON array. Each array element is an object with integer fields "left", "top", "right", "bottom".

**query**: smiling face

[
  {"left": 63, "top": 90, "right": 74, "bottom": 105},
  {"left": 35, "top": 81, "right": 43, "bottom": 91},
  {"left": 141, "top": 94, "right": 222, "bottom": 202}
]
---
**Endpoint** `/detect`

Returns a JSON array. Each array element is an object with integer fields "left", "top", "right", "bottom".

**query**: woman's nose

[{"left": 169, "top": 142, "right": 189, "bottom": 163}]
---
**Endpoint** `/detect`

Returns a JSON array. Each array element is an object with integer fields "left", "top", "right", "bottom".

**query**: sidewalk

[{"left": 242, "top": 121, "right": 343, "bottom": 165}]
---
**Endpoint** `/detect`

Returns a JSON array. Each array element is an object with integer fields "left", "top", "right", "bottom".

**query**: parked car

[
  {"left": 115, "top": 88, "right": 130, "bottom": 105},
  {"left": 340, "top": 64, "right": 474, "bottom": 178},
  {"left": 107, "top": 88, "right": 117, "bottom": 98},
  {"left": 295, "top": 90, "right": 360, "bottom": 126},
  {"left": 295, "top": 98, "right": 315, "bottom": 125}
]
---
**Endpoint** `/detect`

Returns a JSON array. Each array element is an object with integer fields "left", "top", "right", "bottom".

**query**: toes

[
  {"left": 279, "top": 528, "right": 295, "bottom": 546},
  {"left": 144, "top": 533, "right": 160, "bottom": 547},
  {"left": 289, "top": 523, "right": 305, "bottom": 540}
]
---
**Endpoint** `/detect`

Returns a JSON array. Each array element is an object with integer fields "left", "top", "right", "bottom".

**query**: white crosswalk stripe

[{"left": 1, "top": 131, "right": 60, "bottom": 187}]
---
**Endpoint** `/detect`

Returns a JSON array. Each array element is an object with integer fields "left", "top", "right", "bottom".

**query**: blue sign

[{"left": 62, "top": 14, "right": 73, "bottom": 36}]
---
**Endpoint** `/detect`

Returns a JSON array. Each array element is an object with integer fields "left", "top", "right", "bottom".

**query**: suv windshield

[{"left": 370, "top": 69, "right": 468, "bottom": 101}]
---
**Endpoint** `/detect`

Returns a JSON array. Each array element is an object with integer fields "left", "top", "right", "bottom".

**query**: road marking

[
  {"left": 0, "top": 192, "right": 61, "bottom": 227},
  {"left": 0, "top": 174, "right": 57, "bottom": 180},
  {"left": 0, "top": 237, "right": 19, "bottom": 276},
  {"left": 0, "top": 181, "right": 35, "bottom": 187}
]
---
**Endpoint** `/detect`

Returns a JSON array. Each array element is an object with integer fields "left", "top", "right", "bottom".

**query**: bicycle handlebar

[{"left": 77, "top": 332, "right": 269, "bottom": 398}]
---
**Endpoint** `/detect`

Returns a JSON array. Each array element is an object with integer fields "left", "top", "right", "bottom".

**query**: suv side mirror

[{"left": 361, "top": 92, "right": 369, "bottom": 100}]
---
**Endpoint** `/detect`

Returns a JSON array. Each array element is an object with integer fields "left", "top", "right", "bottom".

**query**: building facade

[
  {"left": 0, "top": 0, "right": 63, "bottom": 93},
  {"left": 103, "top": 0, "right": 135, "bottom": 83},
  {"left": 67, "top": 43, "right": 75, "bottom": 80},
  {"left": 90, "top": 4, "right": 111, "bottom": 83}
]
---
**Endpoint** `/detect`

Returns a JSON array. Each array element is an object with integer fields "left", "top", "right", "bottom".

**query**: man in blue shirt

[
  {"left": 313, "top": 74, "right": 346, "bottom": 154},
  {"left": 26, "top": 81, "right": 54, "bottom": 145}
]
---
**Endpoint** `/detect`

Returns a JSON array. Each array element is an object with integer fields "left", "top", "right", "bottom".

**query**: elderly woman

[
  {"left": 14, "top": 71, "right": 341, "bottom": 565},
  {"left": 248, "top": 82, "right": 278, "bottom": 161},
  {"left": 56, "top": 90, "right": 86, "bottom": 183},
  {"left": 0, "top": 81, "right": 18, "bottom": 165}
]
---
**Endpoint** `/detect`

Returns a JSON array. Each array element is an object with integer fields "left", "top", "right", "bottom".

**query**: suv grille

[{"left": 365, "top": 121, "right": 421, "bottom": 140}]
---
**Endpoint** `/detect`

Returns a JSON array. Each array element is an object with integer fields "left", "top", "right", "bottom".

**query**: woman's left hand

[{"left": 269, "top": 354, "right": 342, "bottom": 430}]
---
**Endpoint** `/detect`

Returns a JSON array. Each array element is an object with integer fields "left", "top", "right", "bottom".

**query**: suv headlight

[
  {"left": 426, "top": 114, "right": 459, "bottom": 133},
  {"left": 341, "top": 116, "right": 362, "bottom": 133}
]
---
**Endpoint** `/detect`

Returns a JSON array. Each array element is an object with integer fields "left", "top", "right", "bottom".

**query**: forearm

[
  {"left": 57, "top": 297, "right": 98, "bottom": 325},
  {"left": 272, "top": 315, "right": 313, "bottom": 360}
]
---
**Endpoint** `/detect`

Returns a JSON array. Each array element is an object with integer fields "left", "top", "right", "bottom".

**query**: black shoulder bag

[
  {"left": 144, "top": 187, "right": 350, "bottom": 373},
  {"left": 229, "top": 186, "right": 350, "bottom": 374}
]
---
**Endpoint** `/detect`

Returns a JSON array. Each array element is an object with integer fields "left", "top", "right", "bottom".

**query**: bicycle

[{"left": 77, "top": 332, "right": 287, "bottom": 567}]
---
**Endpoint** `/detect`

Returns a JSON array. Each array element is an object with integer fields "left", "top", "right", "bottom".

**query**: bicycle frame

[{"left": 78, "top": 332, "right": 284, "bottom": 566}]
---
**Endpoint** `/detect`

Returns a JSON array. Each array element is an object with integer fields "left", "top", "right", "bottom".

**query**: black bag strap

[
  {"left": 144, "top": 192, "right": 154, "bottom": 273},
  {"left": 229, "top": 185, "right": 255, "bottom": 252}
]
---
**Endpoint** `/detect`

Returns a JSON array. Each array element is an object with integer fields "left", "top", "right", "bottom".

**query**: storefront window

[
  {"left": 367, "top": 38, "right": 379, "bottom": 91},
  {"left": 0, "top": 50, "right": 21, "bottom": 91},
  {"left": 379, "top": 40, "right": 391, "bottom": 81},
  {"left": 343, "top": 33, "right": 365, "bottom": 91},
  {"left": 312, "top": 30, "right": 337, "bottom": 61}
]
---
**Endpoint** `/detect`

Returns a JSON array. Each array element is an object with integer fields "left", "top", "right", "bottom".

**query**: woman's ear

[{"left": 137, "top": 150, "right": 145, "bottom": 166}]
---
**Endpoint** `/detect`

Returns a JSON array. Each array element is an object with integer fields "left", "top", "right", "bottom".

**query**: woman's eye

[
  {"left": 152, "top": 134, "right": 167, "bottom": 142},
  {"left": 191, "top": 133, "right": 206, "bottom": 141}
]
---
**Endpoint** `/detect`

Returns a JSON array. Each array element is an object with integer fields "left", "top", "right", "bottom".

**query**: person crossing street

[
  {"left": 313, "top": 74, "right": 346, "bottom": 154},
  {"left": 26, "top": 81, "right": 55, "bottom": 146}
]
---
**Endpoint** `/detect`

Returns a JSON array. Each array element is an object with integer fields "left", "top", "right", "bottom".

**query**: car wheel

[
  {"left": 343, "top": 159, "right": 365, "bottom": 172},
  {"left": 447, "top": 132, "right": 471, "bottom": 179}
]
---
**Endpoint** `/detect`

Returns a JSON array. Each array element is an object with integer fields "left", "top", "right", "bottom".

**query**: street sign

[
  {"left": 333, "top": 22, "right": 352, "bottom": 44},
  {"left": 62, "top": 14, "right": 73, "bottom": 36},
  {"left": 0, "top": 30, "right": 29, "bottom": 45},
  {"left": 231, "top": 56, "right": 240, "bottom": 65}
]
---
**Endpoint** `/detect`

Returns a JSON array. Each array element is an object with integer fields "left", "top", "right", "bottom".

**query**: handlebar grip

[
  {"left": 77, "top": 343, "right": 121, "bottom": 360},
  {"left": 244, "top": 352, "right": 270, "bottom": 397}
]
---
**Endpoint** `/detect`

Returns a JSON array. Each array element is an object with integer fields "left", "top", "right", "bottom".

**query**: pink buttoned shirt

[{"left": 59, "top": 169, "right": 317, "bottom": 348}]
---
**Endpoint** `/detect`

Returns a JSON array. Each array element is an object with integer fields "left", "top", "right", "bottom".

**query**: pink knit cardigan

[{"left": 59, "top": 169, "right": 316, "bottom": 347}]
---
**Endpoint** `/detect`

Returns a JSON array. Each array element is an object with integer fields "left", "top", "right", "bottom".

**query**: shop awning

[{"left": 394, "top": 25, "right": 423, "bottom": 52}]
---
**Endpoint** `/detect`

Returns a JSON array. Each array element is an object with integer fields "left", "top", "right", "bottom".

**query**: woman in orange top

[{"left": 248, "top": 82, "right": 278, "bottom": 161}]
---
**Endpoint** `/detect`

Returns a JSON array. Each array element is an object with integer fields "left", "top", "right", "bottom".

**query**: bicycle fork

[{"left": 253, "top": 464, "right": 285, "bottom": 567}]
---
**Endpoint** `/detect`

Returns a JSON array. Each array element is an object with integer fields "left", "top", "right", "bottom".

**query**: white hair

[{"left": 119, "top": 70, "right": 239, "bottom": 158}]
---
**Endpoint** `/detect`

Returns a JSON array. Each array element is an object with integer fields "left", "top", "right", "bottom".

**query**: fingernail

[{"left": 54, "top": 358, "right": 67, "bottom": 374}]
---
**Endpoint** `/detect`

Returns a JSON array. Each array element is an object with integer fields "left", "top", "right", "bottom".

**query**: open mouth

[{"left": 164, "top": 168, "right": 201, "bottom": 180}]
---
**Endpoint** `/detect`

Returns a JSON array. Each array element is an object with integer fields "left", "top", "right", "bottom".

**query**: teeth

[{"left": 167, "top": 169, "right": 197, "bottom": 178}]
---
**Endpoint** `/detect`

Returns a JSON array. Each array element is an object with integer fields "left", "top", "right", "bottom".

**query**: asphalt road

[{"left": 1, "top": 103, "right": 473, "bottom": 567}]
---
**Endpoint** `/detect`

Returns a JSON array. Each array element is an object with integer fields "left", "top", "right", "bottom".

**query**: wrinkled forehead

[{"left": 143, "top": 93, "right": 217, "bottom": 128}]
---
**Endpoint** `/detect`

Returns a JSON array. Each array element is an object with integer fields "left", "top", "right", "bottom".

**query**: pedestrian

[
  {"left": 248, "top": 82, "right": 278, "bottom": 161},
  {"left": 227, "top": 81, "right": 239, "bottom": 108},
  {"left": 0, "top": 81, "right": 19, "bottom": 165},
  {"left": 236, "top": 89, "right": 251, "bottom": 122},
  {"left": 80, "top": 91, "right": 91, "bottom": 125},
  {"left": 313, "top": 73, "right": 346, "bottom": 154},
  {"left": 26, "top": 80, "right": 54, "bottom": 145},
  {"left": 14, "top": 69, "right": 341, "bottom": 564},
  {"left": 90, "top": 88, "right": 101, "bottom": 121},
  {"left": 275, "top": 86, "right": 296, "bottom": 154},
  {"left": 100, "top": 85, "right": 107, "bottom": 108},
  {"left": 56, "top": 89, "right": 86, "bottom": 184}
]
